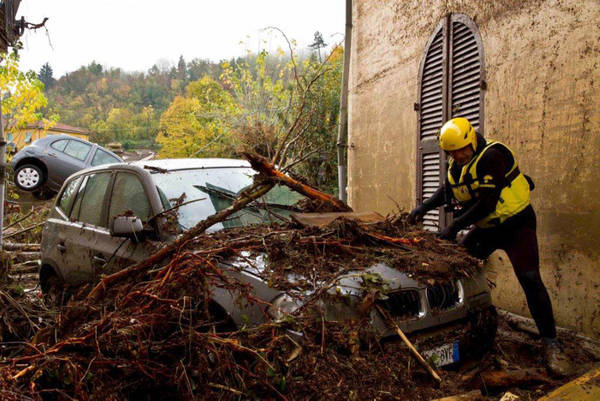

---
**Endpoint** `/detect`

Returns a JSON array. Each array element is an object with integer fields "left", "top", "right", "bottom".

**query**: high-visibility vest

[{"left": 447, "top": 140, "right": 530, "bottom": 228}]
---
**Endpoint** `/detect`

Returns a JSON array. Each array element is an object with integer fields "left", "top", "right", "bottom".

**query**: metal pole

[{"left": 336, "top": 0, "right": 352, "bottom": 203}]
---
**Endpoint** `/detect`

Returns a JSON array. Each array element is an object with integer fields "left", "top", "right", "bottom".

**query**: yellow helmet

[{"left": 439, "top": 117, "right": 476, "bottom": 152}]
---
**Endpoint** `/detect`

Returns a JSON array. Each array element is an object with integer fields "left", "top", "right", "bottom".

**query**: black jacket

[{"left": 421, "top": 134, "right": 520, "bottom": 231}]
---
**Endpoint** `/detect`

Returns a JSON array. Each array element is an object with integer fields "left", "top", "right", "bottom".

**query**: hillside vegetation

[{"left": 40, "top": 43, "right": 343, "bottom": 192}]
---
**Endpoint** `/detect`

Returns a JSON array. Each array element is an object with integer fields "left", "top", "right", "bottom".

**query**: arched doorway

[{"left": 415, "top": 13, "right": 486, "bottom": 230}]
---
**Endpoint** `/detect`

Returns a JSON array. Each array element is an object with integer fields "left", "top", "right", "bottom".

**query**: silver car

[
  {"left": 40, "top": 159, "right": 496, "bottom": 366},
  {"left": 11, "top": 134, "right": 122, "bottom": 199}
]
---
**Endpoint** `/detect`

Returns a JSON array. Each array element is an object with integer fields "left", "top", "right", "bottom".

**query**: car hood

[
  {"left": 229, "top": 251, "right": 467, "bottom": 291},
  {"left": 220, "top": 250, "right": 491, "bottom": 335}
]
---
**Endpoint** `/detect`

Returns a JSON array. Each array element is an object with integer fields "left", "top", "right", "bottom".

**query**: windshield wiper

[
  {"left": 194, "top": 185, "right": 236, "bottom": 200},
  {"left": 195, "top": 184, "right": 301, "bottom": 212}
]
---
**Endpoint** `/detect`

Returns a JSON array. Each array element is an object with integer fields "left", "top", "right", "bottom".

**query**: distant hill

[{"left": 42, "top": 56, "right": 224, "bottom": 149}]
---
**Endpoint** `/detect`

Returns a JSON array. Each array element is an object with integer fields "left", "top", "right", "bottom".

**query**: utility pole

[{"left": 336, "top": 0, "right": 352, "bottom": 203}]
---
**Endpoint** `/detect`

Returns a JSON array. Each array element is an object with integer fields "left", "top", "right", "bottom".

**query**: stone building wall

[{"left": 348, "top": 0, "right": 600, "bottom": 337}]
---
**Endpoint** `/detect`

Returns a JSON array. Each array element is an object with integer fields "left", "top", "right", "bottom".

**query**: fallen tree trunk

[
  {"left": 478, "top": 368, "right": 550, "bottom": 388},
  {"left": 10, "top": 263, "right": 38, "bottom": 274},
  {"left": 4, "top": 223, "right": 44, "bottom": 239},
  {"left": 11, "top": 252, "right": 40, "bottom": 263},
  {"left": 89, "top": 154, "right": 353, "bottom": 301},
  {"left": 243, "top": 152, "right": 352, "bottom": 212},
  {"left": 3, "top": 242, "right": 40, "bottom": 252},
  {"left": 431, "top": 390, "right": 486, "bottom": 401}
]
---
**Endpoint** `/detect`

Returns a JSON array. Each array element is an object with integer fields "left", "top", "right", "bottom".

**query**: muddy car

[
  {"left": 11, "top": 135, "right": 123, "bottom": 199},
  {"left": 40, "top": 158, "right": 496, "bottom": 366}
]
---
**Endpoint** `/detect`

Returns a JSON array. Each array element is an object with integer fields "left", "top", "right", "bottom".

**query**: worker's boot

[{"left": 543, "top": 339, "right": 572, "bottom": 377}]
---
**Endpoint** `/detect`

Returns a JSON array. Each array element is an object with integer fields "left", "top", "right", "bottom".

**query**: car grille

[
  {"left": 377, "top": 289, "right": 421, "bottom": 318},
  {"left": 427, "top": 282, "right": 460, "bottom": 310}
]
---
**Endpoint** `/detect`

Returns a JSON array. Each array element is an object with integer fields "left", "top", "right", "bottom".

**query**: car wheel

[
  {"left": 42, "top": 273, "right": 69, "bottom": 307},
  {"left": 14, "top": 164, "right": 45, "bottom": 191},
  {"left": 459, "top": 306, "right": 498, "bottom": 360}
]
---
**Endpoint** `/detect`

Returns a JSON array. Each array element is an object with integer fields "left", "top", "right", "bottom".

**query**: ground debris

[
  {"left": 0, "top": 166, "right": 597, "bottom": 400},
  {"left": 0, "top": 209, "right": 481, "bottom": 400},
  {"left": 431, "top": 390, "right": 487, "bottom": 400},
  {"left": 0, "top": 210, "right": 595, "bottom": 400}
]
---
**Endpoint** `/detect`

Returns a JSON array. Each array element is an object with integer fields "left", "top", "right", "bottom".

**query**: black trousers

[{"left": 460, "top": 206, "right": 557, "bottom": 339}]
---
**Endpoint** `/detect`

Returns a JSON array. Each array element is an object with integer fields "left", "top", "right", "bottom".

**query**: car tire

[
  {"left": 14, "top": 164, "right": 45, "bottom": 192},
  {"left": 459, "top": 306, "right": 498, "bottom": 360},
  {"left": 42, "top": 273, "right": 69, "bottom": 307}
]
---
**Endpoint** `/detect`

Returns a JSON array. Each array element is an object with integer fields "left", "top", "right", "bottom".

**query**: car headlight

[{"left": 267, "top": 294, "right": 302, "bottom": 321}]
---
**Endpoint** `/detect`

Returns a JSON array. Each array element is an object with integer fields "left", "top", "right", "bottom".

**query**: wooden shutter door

[
  {"left": 416, "top": 23, "right": 445, "bottom": 231},
  {"left": 449, "top": 14, "right": 485, "bottom": 133},
  {"left": 416, "top": 14, "right": 485, "bottom": 230}
]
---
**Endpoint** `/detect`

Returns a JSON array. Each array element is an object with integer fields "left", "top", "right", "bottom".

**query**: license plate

[{"left": 423, "top": 341, "right": 460, "bottom": 367}]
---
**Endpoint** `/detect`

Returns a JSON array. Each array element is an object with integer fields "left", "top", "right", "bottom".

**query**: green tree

[
  {"left": 218, "top": 44, "right": 343, "bottom": 192},
  {"left": 309, "top": 31, "right": 327, "bottom": 62},
  {"left": 44, "top": 58, "right": 205, "bottom": 146},
  {"left": 156, "top": 76, "right": 236, "bottom": 158},
  {"left": 38, "top": 62, "right": 54, "bottom": 89},
  {"left": 1, "top": 52, "right": 55, "bottom": 132}
]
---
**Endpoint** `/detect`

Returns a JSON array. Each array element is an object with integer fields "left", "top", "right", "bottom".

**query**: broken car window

[
  {"left": 199, "top": 182, "right": 303, "bottom": 228},
  {"left": 150, "top": 167, "right": 305, "bottom": 231}
]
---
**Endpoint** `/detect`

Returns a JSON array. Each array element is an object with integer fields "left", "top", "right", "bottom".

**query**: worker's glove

[
  {"left": 408, "top": 206, "right": 425, "bottom": 225},
  {"left": 437, "top": 224, "right": 459, "bottom": 241}
]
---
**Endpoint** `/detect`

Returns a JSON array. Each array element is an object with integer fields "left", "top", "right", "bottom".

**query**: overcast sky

[{"left": 16, "top": 0, "right": 345, "bottom": 78}]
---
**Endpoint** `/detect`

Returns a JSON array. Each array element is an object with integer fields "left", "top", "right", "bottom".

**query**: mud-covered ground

[{"left": 0, "top": 212, "right": 597, "bottom": 401}]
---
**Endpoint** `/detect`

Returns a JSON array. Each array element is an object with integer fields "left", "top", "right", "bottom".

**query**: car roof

[
  {"left": 38, "top": 134, "right": 93, "bottom": 144},
  {"left": 38, "top": 134, "right": 123, "bottom": 160},
  {"left": 130, "top": 158, "right": 251, "bottom": 171},
  {"left": 68, "top": 158, "right": 252, "bottom": 178}
]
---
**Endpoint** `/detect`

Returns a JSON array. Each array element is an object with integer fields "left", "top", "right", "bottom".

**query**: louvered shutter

[
  {"left": 416, "top": 14, "right": 485, "bottom": 231},
  {"left": 450, "top": 15, "right": 485, "bottom": 132},
  {"left": 417, "top": 25, "right": 445, "bottom": 231}
]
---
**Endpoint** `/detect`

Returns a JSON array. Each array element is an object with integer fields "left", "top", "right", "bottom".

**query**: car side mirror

[{"left": 110, "top": 215, "right": 144, "bottom": 239}]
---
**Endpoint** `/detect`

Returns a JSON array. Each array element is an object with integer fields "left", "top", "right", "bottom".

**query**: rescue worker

[{"left": 409, "top": 117, "right": 570, "bottom": 376}]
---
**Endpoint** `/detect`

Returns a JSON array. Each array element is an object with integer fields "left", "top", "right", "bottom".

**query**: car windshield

[{"left": 150, "top": 167, "right": 305, "bottom": 231}]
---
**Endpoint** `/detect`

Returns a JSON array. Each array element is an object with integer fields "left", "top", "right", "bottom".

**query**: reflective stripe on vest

[{"left": 447, "top": 140, "right": 530, "bottom": 228}]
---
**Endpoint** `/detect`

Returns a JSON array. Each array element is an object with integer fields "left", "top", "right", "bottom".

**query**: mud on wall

[{"left": 348, "top": 0, "right": 600, "bottom": 337}]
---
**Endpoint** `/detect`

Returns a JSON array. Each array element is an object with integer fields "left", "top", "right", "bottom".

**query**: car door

[
  {"left": 91, "top": 171, "right": 156, "bottom": 275},
  {"left": 51, "top": 171, "right": 112, "bottom": 285},
  {"left": 42, "top": 175, "right": 84, "bottom": 284},
  {"left": 50, "top": 139, "right": 93, "bottom": 186}
]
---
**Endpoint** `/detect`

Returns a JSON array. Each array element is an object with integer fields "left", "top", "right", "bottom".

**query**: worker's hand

[
  {"left": 437, "top": 224, "right": 459, "bottom": 241},
  {"left": 408, "top": 206, "right": 425, "bottom": 225}
]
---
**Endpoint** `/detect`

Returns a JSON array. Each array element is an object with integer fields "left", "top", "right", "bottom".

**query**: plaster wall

[{"left": 348, "top": 0, "right": 600, "bottom": 337}]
